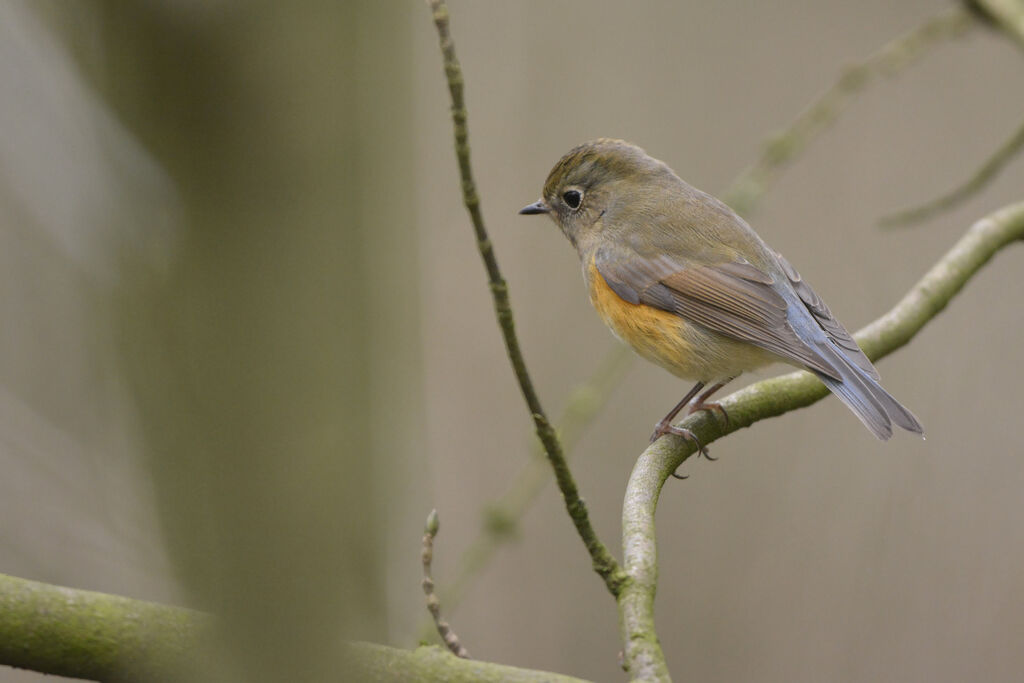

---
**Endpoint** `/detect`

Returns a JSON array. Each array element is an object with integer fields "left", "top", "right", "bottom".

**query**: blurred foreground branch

[
  {"left": 424, "top": 0, "right": 624, "bottom": 593},
  {"left": 0, "top": 572, "right": 591, "bottom": 683},
  {"left": 0, "top": 573, "right": 200, "bottom": 682},
  {"left": 618, "top": 200, "right": 1024, "bottom": 681}
]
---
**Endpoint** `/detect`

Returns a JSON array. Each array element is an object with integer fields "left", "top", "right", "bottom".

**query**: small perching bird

[{"left": 520, "top": 139, "right": 922, "bottom": 450}]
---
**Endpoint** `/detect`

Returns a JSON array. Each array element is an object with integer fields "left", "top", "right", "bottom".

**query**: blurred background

[{"left": 0, "top": 1, "right": 1022, "bottom": 681}]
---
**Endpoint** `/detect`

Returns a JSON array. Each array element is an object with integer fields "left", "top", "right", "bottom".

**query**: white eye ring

[{"left": 562, "top": 189, "right": 583, "bottom": 210}]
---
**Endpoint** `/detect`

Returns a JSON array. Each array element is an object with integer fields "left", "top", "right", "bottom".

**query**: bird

[{"left": 519, "top": 138, "right": 922, "bottom": 453}]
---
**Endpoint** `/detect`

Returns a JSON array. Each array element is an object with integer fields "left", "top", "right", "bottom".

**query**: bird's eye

[{"left": 562, "top": 189, "right": 582, "bottom": 210}]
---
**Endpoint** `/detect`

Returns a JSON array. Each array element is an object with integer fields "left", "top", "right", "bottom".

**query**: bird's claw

[
  {"left": 650, "top": 423, "right": 715, "bottom": 479},
  {"left": 688, "top": 401, "right": 730, "bottom": 426}
]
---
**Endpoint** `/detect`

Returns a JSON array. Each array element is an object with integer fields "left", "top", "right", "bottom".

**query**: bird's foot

[
  {"left": 649, "top": 422, "right": 715, "bottom": 479},
  {"left": 688, "top": 401, "right": 730, "bottom": 426}
]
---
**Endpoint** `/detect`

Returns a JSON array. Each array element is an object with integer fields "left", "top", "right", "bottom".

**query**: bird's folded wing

[
  {"left": 595, "top": 250, "right": 842, "bottom": 379},
  {"left": 773, "top": 251, "right": 879, "bottom": 380}
]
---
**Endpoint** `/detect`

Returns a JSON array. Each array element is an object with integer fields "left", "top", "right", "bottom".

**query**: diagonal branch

[
  {"left": 881, "top": 114, "right": 1024, "bottom": 227},
  {"left": 721, "top": 5, "right": 974, "bottom": 216},
  {"left": 424, "top": 0, "right": 624, "bottom": 592},
  {"left": 618, "top": 201, "right": 1024, "bottom": 681}
]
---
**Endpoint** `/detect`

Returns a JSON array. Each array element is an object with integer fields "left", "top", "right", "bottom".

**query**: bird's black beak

[{"left": 518, "top": 199, "right": 549, "bottom": 215}]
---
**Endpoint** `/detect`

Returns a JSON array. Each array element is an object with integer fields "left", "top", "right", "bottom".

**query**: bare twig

[
  {"left": 421, "top": 510, "right": 471, "bottom": 659},
  {"left": 439, "top": 347, "right": 633, "bottom": 616},
  {"left": 618, "top": 201, "right": 1024, "bottom": 681},
  {"left": 424, "top": 0, "right": 624, "bottom": 593},
  {"left": 416, "top": 348, "right": 633, "bottom": 643},
  {"left": 722, "top": 5, "right": 974, "bottom": 217},
  {"left": 881, "top": 114, "right": 1024, "bottom": 227}
]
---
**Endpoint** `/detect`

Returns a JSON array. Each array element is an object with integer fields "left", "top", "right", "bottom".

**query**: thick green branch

[
  {"left": 618, "top": 201, "right": 1024, "bottom": 681},
  {"left": 0, "top": 572, "right": 201, "bottom": 682},
  {"left": 424, "top": 0, "right": 623, "bottom": 592},
  {"left": 0, "top": 572, "right": 592, "bottom": 682}
]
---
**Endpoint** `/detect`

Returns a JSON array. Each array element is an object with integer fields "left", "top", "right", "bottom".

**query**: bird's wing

[
  {"left": 773, "top": 251, "right": 880, "bottom": 380},
  {"left": 594, "top": 248, "right": 842, "bottom": 379}
]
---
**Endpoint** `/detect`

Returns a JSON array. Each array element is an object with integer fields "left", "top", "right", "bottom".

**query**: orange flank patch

[
  {"left": 585, "top": 257, "right": 774, "bottom": 381},
  {"left": 586, "top": 258, "right": 701, "bottom": 379}
]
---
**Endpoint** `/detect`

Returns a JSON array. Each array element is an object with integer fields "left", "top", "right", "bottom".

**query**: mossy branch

[
  {"left": 424, "top": 0, "right": 624, "bottom": 593},
  {"left": 617, "top": 200, "right": 1024, "bottom": 681},
  {"left": 0, "top": 572, "right": 592, "bottom": 682},
  {"left": 0, "top": 572, "right": 201, "bottom": 682}
]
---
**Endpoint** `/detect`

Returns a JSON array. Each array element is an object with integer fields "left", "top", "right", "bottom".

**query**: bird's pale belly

[{"left": 586, "top": 259, "right": 776, "bottom": 381}]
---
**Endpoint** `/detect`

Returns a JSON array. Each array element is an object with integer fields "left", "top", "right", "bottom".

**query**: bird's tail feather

[{"left": 813, "top": 347, "right": 923, "bottom": 441}]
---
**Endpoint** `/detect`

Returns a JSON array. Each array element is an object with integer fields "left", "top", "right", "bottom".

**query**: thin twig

[
  {"left": 881, "top": 114, "right": 1024, "bottom": 227},
  {"left": 618, "top": 201, "right": 1024, "bottom": 681},
  {"left": 448, "top": 347, "right": 632, "bottom": 605},
  {"left": 424, "top": 0, "right": 625, "bottom": 593},
  {"left": 421, "top": 510, "right": 470, "bottom": 659},
  {"left": 721, "top": 5, "right": 974, "bottom": 217},
  {"left": 416, "top": 348, "right": 633, "bottom": 643}
]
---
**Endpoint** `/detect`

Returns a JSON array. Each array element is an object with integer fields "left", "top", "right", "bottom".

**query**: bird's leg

[
  {"left": 686, "top": 377, "right": 734, "bottom": 426},
  {"left": 651, "top": 382, "right": 715, "bottom": 466},
  {"left": 652, "top": 383, "right": 720, "bottom": 478},
  {"left": 651, "top": 381, "right": 704, "bottom": 443}
]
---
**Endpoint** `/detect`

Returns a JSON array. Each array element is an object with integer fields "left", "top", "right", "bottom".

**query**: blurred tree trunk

[{"left": 90, "top": 2, "right": 418, "bottom": 681}]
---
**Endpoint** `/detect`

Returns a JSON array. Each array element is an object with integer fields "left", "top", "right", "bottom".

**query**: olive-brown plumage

[{"left": 520, "top": 139, "right": 922, "bottom": 443}]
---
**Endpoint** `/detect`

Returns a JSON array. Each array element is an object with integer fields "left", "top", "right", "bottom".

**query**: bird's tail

[{"left": 812, "top": 353, "right": 923, "bottom": 441}]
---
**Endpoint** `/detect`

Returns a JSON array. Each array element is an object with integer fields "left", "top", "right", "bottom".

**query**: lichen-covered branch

[
  {"left": 424, "top": 0, "right": 624, "bottom": 593},
  {"left": 0, "top": 572, "right": 592, "bottom": 682},
  {"left": 618, "top": 201, "right": 1024, "bottom": 681},
  {"left": 0, "top": 572, "right": 203, "bottom": 682}
]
